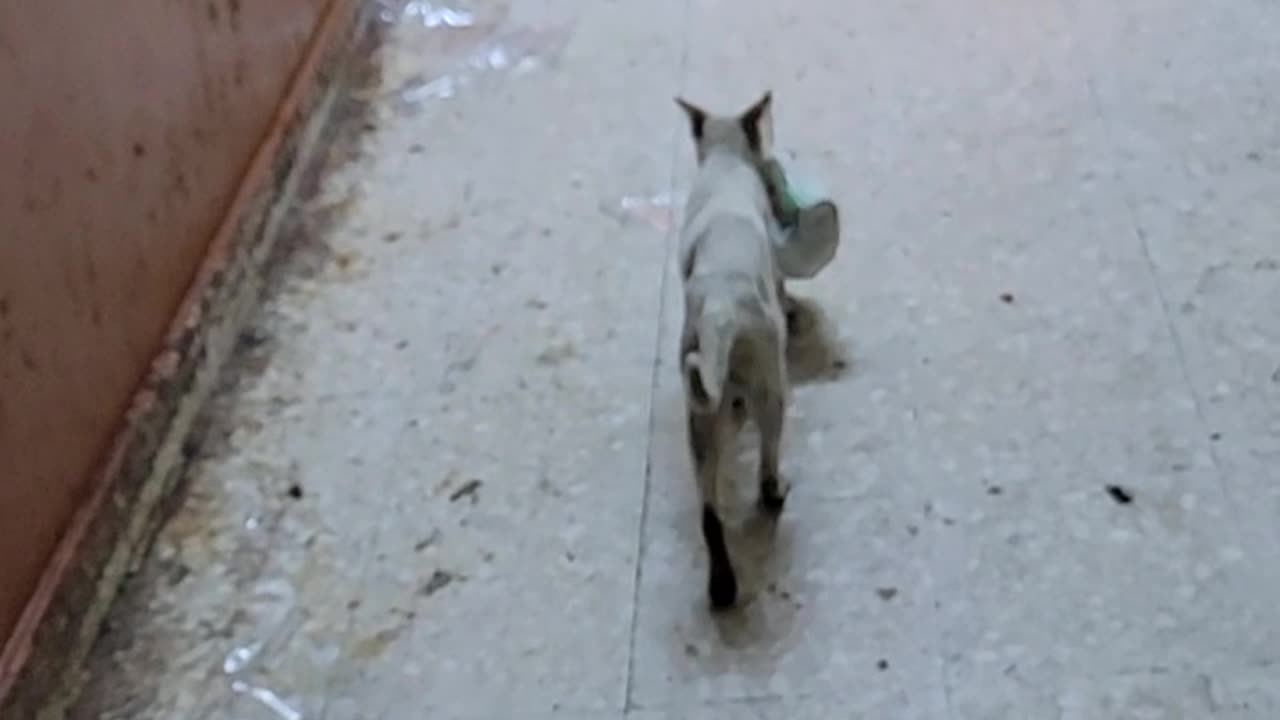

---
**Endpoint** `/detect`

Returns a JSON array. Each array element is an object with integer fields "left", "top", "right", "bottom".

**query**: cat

[{"left": 675, "top": 91, "right": 791, "bottom": 610}]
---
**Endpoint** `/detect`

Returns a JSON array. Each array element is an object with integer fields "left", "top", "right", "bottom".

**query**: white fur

[
  {"left": 674, "top": 92, "right": 792, "bottom": 609},
  {"left": 678, "top": 132, "right": 788, "bottom": 426}
]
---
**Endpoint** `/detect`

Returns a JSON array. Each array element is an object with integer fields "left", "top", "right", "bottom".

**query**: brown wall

[{"left": 0, "top": 0, "right": 328, "bottom": 647}]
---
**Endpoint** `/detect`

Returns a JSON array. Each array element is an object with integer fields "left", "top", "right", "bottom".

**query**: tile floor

[{"left": 71, "top": 0, "right": 1280, "bottom": 717}]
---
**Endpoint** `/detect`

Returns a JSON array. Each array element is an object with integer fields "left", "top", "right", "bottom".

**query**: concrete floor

[{"left": 72, "top": 0, "right": 1280, "bottom": 718}]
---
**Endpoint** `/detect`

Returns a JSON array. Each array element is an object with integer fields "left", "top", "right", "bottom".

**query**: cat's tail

[{"left": 682, "top": 305, "right": 738, "bottom": 415}]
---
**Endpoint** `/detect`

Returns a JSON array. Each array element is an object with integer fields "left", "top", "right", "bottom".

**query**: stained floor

[{"left": 72, "top": 0, "right": 1280, "bottom": 718}]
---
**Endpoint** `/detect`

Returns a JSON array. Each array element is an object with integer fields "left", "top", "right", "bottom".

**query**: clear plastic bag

[{"left": 768, "top": 152, "right": 840, "bottom": 279}]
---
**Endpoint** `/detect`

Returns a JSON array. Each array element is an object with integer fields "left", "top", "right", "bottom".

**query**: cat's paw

[
  {"left": 758, "top": 474, "right": 789, "bottom": 515},
  {"left": 708, "top": 564, "right": 739, "bottom": 610}
]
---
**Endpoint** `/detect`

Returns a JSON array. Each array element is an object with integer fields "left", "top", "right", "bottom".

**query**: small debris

[
  {"left": 334, "top": 251, "right": 360, "bottom": 271},
  {"left": 1246, "top": 150, "right": 1263, "bottom": 163},
  {"left": 536, "top": 340, "right": 577, "bottom": 366},
  {"left": 1272, "top": 365, "right": 1280, "bottom": 384},
  {"left": 986, "top": 485, "right": 1003, "bottom": 496},
  {"left": 875, "top": 587, "right": 898, "bottom": 602},
  {"left": 383, "top": 231, "right": 402, "bottom": 243},
  {"left": 395, "top": 339, "right": 409, "bottom": 350},
  {"left": 449, "top": 478, "right": 483, "bottom": 503},
  {"left": 237, "top": 326, "right": 271, "bottom": 350},
  {"left": 419, "top": 570, "right": 455, "bottom": 597},
  {"left": 1209, "top": 432, "right": 1222, "bottom": 442},
  {"left": 352, "top": 625, "right": 404, "bottom": 660},
  {"left": 831, "top": 358, "right": 848, "bottom": 371},
  {"left": 684, "top": 643, "right": 700, "bottom": 658},
  {"left": 408, "top": 143, "right": 425, "bottom": 154},
  {"left": 906, "top": 524, "right": 919, "bottom": 537},
  {"left": 999, "top": 292, "right": 1015, "bottom": 304},
  {"left": 413, "top": 530, "right": 440, "bottom": 552},
  {"left": 1105, "top": 484, "right": 1134, "bottom": 505},
  {"left": 347, "top": 599, "right": 361, "bottom": 611},
  {"left": 165, "top": 561, "right": 191, "bottom": 587},
  {"left": 877, "top": 659, "right": 890, "bottom": 671},
  {"left": 537, "top": 473, "right": 564, "bottom": 498},
  {"left": 605, "top": 192, "right": 680, "bottom": 231},
  {"left": 286, "top": 483, "right": 304, "bottom": 500},
  {"left": 766, "top": 582, "right": 794, "bottom": 602}
]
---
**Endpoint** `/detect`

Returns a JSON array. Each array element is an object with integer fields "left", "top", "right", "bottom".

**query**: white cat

[{"left": 675, "top": 92, "right": 791, "bottom": 610}]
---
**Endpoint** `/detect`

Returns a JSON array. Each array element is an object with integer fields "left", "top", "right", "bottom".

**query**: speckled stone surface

[{"left": 70, "top": 0, "right": 1280, "bottom": 718}]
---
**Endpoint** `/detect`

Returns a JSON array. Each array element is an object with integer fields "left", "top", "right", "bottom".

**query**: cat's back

[{"left": 680, "top": 154, "right": 773, "bottom": 273}]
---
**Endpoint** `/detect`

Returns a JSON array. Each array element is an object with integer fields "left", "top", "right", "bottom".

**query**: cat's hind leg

[{"left": 688, "top": 402, "right": 738, "bottom": 610}]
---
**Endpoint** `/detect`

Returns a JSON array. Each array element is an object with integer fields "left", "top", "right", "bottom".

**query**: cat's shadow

[
  {"left": 707, "top": 510, "right": 795, "bottom": 647},
  {"left": 697, "top": 464, "right": 804, "bottom": 653},
  {"left": 702, "top": 295, "right": 850, "bottom": 642}
]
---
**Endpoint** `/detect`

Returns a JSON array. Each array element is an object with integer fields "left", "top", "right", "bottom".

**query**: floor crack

[
  {"left": 622, "top": 0, "right": 693, "bottom": 711},
  {"left": 1082, "top": 75, "right": 1239, "bottom": 530}
]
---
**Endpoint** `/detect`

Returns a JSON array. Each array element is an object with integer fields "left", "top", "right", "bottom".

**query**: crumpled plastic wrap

[
  {"left": 401, "top": 0, "right": 475, "bottom": 27},
  {"left": 377, "top": 0, "right": 472, "bottom": 27},
  {"left": 395, "top": 25, "right": 572, "bottom": 106},
  {"left": 604, "top": 191, "right": 682, "bottom": 232},
  {"left": 218, "top": 579, "right": 306, "bottom": 719},
  {"left": 375, "top": 0, "right": 572, "bottom": 114}
]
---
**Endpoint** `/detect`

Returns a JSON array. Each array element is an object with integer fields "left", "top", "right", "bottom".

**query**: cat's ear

[
  {"left": 675, "top": 97, "right": 708, "bottom": 140},
  {"left": 739, "top": 91, "right": 774, "bottom": 154}
]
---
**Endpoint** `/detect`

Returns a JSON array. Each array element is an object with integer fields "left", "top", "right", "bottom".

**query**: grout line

[
  {"left": 628, "top": 689, "right": 820, "bottom": 715},
  {"left": 1080, "top": 71, "right": 1242, "bottom": 532},
  {"left": 1071, "top": 4, "right": 1280, "bottom": 674},
  {"left": 623, "top": 0, "right": 693, "bottom": 712}
]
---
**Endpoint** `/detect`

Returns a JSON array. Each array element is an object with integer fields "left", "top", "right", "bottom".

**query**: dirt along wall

[{"left": 0, "top": 0, "right": 330, "bottom": 657}]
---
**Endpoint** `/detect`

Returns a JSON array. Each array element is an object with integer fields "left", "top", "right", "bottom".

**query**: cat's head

[{"left": 674, "top": 91, "right": 774, "bottom": 165}]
